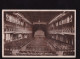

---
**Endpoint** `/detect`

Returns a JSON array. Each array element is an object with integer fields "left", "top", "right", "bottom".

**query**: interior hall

[{"left": 3, "top": 11, "right": 75, "bottom": 56}]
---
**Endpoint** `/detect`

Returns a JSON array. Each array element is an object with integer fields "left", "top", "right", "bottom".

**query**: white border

[{"left": 2, "top": 9, "right": 76, "bottom": 58}]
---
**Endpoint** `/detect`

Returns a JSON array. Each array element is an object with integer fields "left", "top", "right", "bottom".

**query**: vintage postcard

[{"left": 2, "top": 10, "right": 76, "bottom": 58}]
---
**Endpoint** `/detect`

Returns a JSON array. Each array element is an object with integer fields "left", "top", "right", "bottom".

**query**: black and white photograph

[{"left": 2, "top": 10, "right": 76, "bottom": 58}]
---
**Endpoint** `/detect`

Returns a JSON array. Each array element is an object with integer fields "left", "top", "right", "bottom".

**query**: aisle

[{"left": 20, "top": 38, "right": 56, "bottom": 56}]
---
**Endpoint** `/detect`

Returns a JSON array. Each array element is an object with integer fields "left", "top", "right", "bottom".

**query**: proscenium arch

[{"left": 32, "top": 24, "right": 48, "bottom": 37}]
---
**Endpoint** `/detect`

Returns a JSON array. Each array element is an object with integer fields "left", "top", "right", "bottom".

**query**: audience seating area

[
  {"left": 47, "top": 38, "right": 74, "bottom": 55},
  {"left": 4, "top": 38, "right": 32, "bottom": 55}
]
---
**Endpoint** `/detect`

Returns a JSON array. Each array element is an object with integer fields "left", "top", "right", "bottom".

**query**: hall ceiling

[
  {"left": 20, "top": 11, "right": 63, "bottom": 23},
  {"left": 4, "top": 11, "right": 63, "bottom": 24}
]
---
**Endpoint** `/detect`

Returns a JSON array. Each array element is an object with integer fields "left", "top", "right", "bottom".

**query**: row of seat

[
  {"left": 47, "top": 39, "right": 74, "bottom": 55},
  {"left": 4, "top": 38, "right": 32, "bottom": 50}
]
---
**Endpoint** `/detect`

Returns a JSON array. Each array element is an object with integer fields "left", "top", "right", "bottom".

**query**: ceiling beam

[
  {"left": 48, "top": 11, "right": 66, "bottom": 24},
  {"left": 13, "top": 12, "right": 32, "bottom": 24}
]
